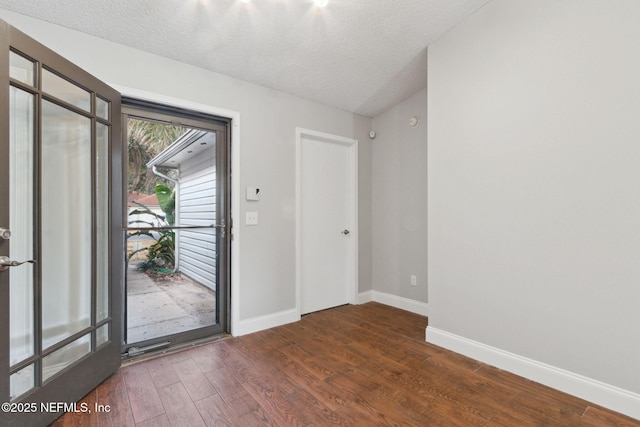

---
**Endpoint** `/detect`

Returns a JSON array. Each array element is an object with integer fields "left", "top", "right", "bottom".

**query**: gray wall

[
  {"left": 0, "top": 9, "right": 373, "bottom": 326},
  {"left": 372, "top": 89, "right": 428, "bottom": 303},
  {"left": 428, "top": 0, "right": 640, "bottom": 394},
  {"left": 357, "top": 124, "right": 374, "bottom": 298}
]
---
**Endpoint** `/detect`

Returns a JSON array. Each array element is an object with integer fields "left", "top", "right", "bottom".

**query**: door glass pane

[
  {"left": 96, "top": 97, "right": 109, "bottom": 120},
  {"left": 96, "top": 122, "right": 109, "bottom": 322},
  {"left": 9, "top": 51, "right": 35, "bottom": 86},
  {"left": 126, "top": 120, "right": 221, "bottom": 344},
  {"left": 42, "top": 68, "right": 90, "bottom": 112},
  {"left": 10, "top": 364, "right": 34, "bottom": 401},
  {"left": 96, "top": 323, "right": 109, "bottom": 348},
  {"left": 41, "top": 100, "right": 92, "bottom": 350},
  {"left": 42, "top": 333, "right": 91, "bottom": 382},
  {"left": 9, "top": 86, "right": 35, "bottom": 366}
]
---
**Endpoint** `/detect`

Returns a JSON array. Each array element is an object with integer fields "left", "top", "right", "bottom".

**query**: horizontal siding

[
  {"left": 180, "top": 254, "right": 216, "bottom": 275},
  {"left": 181, "top": 187, "right": 215, "bottom": 200},
  {"left": 180, "top": 245, "right": 216, "bottom": 264},
  {"left": 181, "top": 234, "right": 216, "bottom": 251},
  {"left": 182, "top": 177, "right": 216, "bottom": 191},
  {"left": 180, "top": 258, "right": 216, "bottom": 283},
  {"left": 178, "top": 218, "right": 216, "bottom": 227},
  {"left": 182, "top": 173, "right": 216, "bottom": 190},
  {"left": 180, "top": 202, "right": 216, "bottom": 215},
  {"left": 177, "top": 164, "right": 217, "bottom": 291},
  {"left": 182, "top": 270, "right": 216, "bottom": 292}
]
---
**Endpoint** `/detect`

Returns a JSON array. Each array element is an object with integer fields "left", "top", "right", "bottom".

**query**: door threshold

[{"left": 121, "top": 333, "right": 232, "bottom": 366}]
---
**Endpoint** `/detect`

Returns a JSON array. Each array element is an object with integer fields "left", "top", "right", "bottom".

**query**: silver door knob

[
  {"left": 0, "top": 228, "right": 10, "bottom": 240},
  {"left": 0, "top": 256, "right": 37, "bottom": 272},
  {"left": 342, "top": 229, "right": 350, "bottom": 235}
]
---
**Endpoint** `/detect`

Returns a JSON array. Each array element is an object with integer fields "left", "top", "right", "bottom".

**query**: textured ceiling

[{"left": 0, "top": 0, "right": 491, "bottom": 117}]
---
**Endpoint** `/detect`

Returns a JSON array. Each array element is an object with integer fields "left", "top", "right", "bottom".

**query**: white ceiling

[{"left": 0, "top": 0, "right": 491, "bottom": 117}]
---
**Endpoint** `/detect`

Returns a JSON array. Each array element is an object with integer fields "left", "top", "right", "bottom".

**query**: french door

[{"left": 0, "top": 21, "right": 122, "bottom": 427}]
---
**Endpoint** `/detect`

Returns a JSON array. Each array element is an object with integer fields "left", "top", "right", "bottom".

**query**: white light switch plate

[{"left": 246, "top": 211, "right": 258, "bottom": 225}]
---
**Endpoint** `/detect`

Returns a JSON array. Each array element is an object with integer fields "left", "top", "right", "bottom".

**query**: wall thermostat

[
  {"left": 246, "top": 187, "right": 260, "bottom": 201},
  {"left": 409, "top": 117, "right": 419, "bottom": 127},
  {"left": 369, "top": 130, "right": 376, "bottom": 139}
]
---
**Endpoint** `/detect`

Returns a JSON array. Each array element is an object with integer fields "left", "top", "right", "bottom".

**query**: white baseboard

[
  {"left": 232, "top": 291, "right": 427, "bottom": 337},
  {"left": 357, "top": 290, "right": 374, "bottom": 303},
  {"left": 358, "top": 290, "right": 429, "bottom": 316},
  {"left": 426, "top": 327, "right": 640, "bottom": 421},
  {"left": 232, "top": 308, "right": 300, "bottom": 336}
]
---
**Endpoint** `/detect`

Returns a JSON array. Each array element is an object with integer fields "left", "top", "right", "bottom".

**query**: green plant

[
  {"left": 127, "top": 184, "right": 177, "bottom": 275},
  {"left": 154, "top": 184, "right": 176, "bottom": 225},
  {"left": 140, "top": 230, "right": 175, "bottom": 274}
]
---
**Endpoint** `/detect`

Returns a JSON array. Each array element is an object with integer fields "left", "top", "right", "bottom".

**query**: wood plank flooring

[{"left": 50, "top": 302, "right": 639, "bottom": 426}]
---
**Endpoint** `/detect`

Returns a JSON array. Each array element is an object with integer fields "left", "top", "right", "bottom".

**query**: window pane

[
  {"left": 42, "top": 69, "right": 90, "bottom": 111},
  {"left": 9, "top": 87, "right": 35, "bottom": 366},
  {"left": 41, "top": 100, "right": 92, "bottom": 350},
  {"left": 96, "top": 97, "right": 109, "bottom": 120},
  {"left": 9, "top": 51, "right": 35, "bottom": 86},
  {"left": 42, "top": 333, "right": 91, "bottom": 382},
  {"left": 10, "top": 364, "right": 34, "bottom": 401},
  {"left": 96, "top": 122, "right": 109, "bottom": 322},
  {"left": 97, "top": 323, "right": 109, "bottom": 348}
]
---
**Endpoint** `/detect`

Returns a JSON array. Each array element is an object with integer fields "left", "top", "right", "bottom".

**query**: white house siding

[{"left": 177, "top": 154, "right": 217, "bottom": 291}]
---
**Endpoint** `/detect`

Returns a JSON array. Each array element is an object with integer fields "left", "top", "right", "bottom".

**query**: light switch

[{"left": 246, "top": 211, "right": 258, "bottom": 225}]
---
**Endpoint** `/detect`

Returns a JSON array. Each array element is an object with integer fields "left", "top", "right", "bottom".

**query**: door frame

[
  {"left": 295, "top": 127, "right": 358, "bottom": 315},
  {"left": 111, "top": 85, "right": 242, "bottom": 338},
  {"left": 121, "top": 101, "right": 230, "bottom": 354}
]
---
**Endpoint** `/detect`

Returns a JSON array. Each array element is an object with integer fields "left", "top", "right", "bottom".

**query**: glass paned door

[
  {"left": 122, "top": 103, "right": 230, "bottom": 356},
  {"left": 1, "top": 21, "right": 122, "bottom": 427}
]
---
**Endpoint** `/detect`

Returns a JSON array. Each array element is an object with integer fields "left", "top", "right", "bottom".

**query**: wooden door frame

[{"left": 295, "top": 127, "right": 359, "bottom": 315}]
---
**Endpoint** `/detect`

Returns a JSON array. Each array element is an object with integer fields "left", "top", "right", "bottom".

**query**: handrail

[{"left": 125, "top": 224, "right": 224, "bottom": 231}]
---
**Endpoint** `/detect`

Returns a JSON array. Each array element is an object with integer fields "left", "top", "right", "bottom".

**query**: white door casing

[{"left": 296, "top": 128, "right": 358, "bottom": 315}]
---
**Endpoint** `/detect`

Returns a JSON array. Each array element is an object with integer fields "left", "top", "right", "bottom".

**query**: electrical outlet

[
  {"left": 246, "top": 211, "right": 258, "bottom": 225},
  {"left": 410, "top": 275, "right": 417, "bottom": 286}
]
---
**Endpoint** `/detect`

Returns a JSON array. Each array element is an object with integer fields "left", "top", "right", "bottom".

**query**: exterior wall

[{"left": 177, "top": 155, "right": 217, "bottom": 291}]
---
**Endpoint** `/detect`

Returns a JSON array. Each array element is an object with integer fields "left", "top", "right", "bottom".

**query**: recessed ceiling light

[{"left": 314, "top": 0, "right": 328, "bottom": 7}]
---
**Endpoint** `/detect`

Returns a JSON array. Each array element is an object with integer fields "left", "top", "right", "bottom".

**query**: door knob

[
  {"left": 0, "top": 228, "right": 10, "bottom": 240},
  {"left": 342, "top": 229, "right": 350, "bottom": 235},
  {"left": 0, "top": 256, "right": 37, "bottom": 272}
]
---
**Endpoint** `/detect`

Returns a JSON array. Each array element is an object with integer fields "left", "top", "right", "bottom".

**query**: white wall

[
  {"left": 178, "top": 156, "right": 217, "bottom": 291},
  {"left": 428, "top": 0, "right": 640, "bottom": 408},
  {"left": 371, "top": 89, "right": 428, "bottom": 308},
  {"left": 0, "top": 9, "right": 373, "bottom": 331}
]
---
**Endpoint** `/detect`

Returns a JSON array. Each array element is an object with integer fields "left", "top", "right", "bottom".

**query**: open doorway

[{"left": 122, "top": 100, "right": 230, "bottom": 356}]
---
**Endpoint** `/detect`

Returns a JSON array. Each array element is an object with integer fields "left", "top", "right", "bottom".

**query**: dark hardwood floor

[{"left": 50, "top": 302, "right": 639, "bottom": 426}]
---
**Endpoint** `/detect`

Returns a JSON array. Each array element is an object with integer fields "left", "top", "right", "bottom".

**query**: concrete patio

[{"left": 126, "top": 263, "right": 217, "bottom": 343}]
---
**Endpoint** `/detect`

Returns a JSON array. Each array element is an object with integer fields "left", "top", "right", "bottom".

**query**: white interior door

[{"left": 297, "top": 129, "right": 357, "bottom": 315}]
